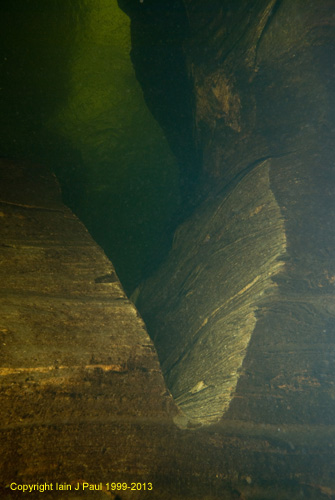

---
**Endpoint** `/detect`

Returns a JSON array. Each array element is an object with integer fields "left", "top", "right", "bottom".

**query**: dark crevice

[{"left": 118, "top": 0, "right": 202, "bottom": 212}]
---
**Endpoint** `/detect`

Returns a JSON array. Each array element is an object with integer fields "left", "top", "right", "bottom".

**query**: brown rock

[{"left": 0, "top": 158, "right": 179, "bottom": 496}]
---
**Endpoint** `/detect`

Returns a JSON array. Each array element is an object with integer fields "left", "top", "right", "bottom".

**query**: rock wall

[
  {"left": 0, "top": 158, "right": 180, "bottom": 497},
  {"left": 1, "top": 0, "right": 335, "bottom": 497},
  {"left": 131, "top": 0, "right": 335, "bottom": 428},
  {"left": 1, "top": 158, "right": 334, "bottom": 499},
  {"left": 137, "top": 160, "right": 287, "bottom": 426}
]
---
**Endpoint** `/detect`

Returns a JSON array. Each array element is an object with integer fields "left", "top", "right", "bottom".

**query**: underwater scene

[{"left": 0, "top": 0, "right": 334, "bottom": 499}]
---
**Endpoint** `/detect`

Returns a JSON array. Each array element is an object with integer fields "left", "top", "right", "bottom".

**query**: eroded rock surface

[
  {"left": 0, "top": 158, "right": 179, "bottom": 497},
  {"left": 130, "top": 0, "right": 335, "bottom": 428},
  {"left": 137, "top": 160, "right": 287, "bottom": 425}
]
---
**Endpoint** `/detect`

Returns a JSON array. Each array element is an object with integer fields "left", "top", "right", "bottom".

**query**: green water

[{"left": 0, "top": 0, "right": 182, "bottom": 292}]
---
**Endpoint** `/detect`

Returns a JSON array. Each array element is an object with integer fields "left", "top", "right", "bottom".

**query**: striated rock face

[
  {"left": 0, "top": 158, "right": 180, "bottom": 496},
  {"left": 129, "top": 0, "right": 335, "bottom": 427},
  {"left": 0, "top": 162, "right": 334, "bottom": 500},
  {"left": 1, "top": 1, "right": 335, "bottom": 497},
  {"left": 137, "top": 160, "right": 287, "bottom": 425}
]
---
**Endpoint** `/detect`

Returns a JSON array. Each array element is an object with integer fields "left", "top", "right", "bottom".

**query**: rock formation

[
  {"left": 0, "top": 0, "right": 334, "bottom": 498},
  {"left": 0, "top": 158, "right": 180, "bottom": 498}
]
